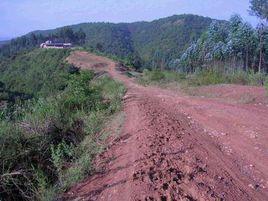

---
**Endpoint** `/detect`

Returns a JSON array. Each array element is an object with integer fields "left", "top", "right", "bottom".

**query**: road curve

[{"left": 64, "top": 51, "right": 268, "bottom": 201}]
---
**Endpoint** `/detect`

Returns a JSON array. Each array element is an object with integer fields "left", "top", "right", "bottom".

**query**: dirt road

[{"left": 65, "top": 51, "right": 268, "bottom": 201}]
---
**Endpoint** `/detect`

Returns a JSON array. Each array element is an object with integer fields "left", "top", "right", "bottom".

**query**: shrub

[
  {"left": 188, "top": 69, "right": 226, "bottom": 86},
  {"left": 0, "top": 71, "right": 125, "bottom": 200},
  {"left": 226, "top": 71, "right": 248, "bottom": 85},
  {"left": 163, "top": 71, "right": 186, "bottom": 82},
  {"left": 140, "top": 69, "right": 186, "bottom": 85},
  {"left": 149, "top": 70, "right": 165, "bottom": 81},
  {"left": 248, "top": 72, "right": 266, "bottom": 86},
  {"left": 0, "top": 121, "right": 52, "bottom": 201}
]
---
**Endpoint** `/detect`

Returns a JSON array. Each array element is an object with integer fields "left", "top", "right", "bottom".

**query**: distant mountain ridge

[
  {"left": 0, "top": 40, "right": 9, "bottom": 47},
  {"left": 1, "top": 14, "right": 224, "bottom": 67}
]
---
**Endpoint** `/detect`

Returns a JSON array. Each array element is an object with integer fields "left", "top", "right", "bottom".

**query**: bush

[
  {"left": 248, "top": 72, "right": 266, "bottom": 86},
  {"left": 187, "top": 69, "right": 226, "bottom": 86},
  {"left": 147, "top": 70, "right": 165, "bottom": 81},
  {"left": 163, "top": 71, "right": 186, "bottom": 82},
  {"left": 227, "top": 71, "right": 249, "bottom": 85},
  {"left": 140, "top": 69, "right": 186, "bottom": 85},
  {"left": 0, "top": 121, "right": 53, "bottom": 201}
]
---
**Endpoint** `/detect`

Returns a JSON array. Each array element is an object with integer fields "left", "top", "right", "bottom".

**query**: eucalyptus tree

[
  {"left": 250, "top": 0, "right": 268, "bottom": 72},
  {"left": 178, "top": 14, "right": 259, "bottom": 72},
  {"left": 233, "top": 22, "right": 256, "bottom": 70},
  {"left": 226, "top": 15, "right": 257, "bottom": 71},
  {"left": 250, "top": 0, "right": 268, "bottom": 20}
]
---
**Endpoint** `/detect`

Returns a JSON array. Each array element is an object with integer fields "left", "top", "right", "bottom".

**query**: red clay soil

[{"left": 64, "top": 51, "right": 268, "bottom": 201}]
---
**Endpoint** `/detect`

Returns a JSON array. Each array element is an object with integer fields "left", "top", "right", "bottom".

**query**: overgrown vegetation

[
  {"left": 0, "top": 49, "right": 125, "bottom": 200},
  {"left": 139, "top": 69, "right": 186, "bottom": 85},
  {"left": 0, "top": 49, "right": 71, "bottom": 98}
]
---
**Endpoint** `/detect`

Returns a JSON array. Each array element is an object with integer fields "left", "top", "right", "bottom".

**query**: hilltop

[{"left": 0, "top": 14, "right": 217, "bottom": 67}]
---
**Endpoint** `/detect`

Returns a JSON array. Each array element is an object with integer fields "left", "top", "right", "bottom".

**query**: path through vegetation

[{"left": 64, "top": 51, "right": 268, "bottom": 201}]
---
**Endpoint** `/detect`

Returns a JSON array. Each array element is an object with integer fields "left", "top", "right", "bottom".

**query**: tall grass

[
  {"left": 139, "top": 69, "right": 186, "bottom": 85},
  {"left": 139, "top": 69, "right": 267, "bottom": 87}
]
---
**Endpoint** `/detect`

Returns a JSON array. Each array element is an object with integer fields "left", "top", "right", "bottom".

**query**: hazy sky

[{"left": 0, "top": 0, "right": 260, "bottom": 39}]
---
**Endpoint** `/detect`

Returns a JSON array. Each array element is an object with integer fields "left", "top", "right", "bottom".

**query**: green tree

[
  {"left": 257, "top": 24, "right": 267, "bottom": 72},
  {"left": 75, "top": 28, "right": 86, "bottom": 45},
  {"left": 250, "top": 0, "right": 268, "bottom": 72},
  {"left": 228, "top": 17, "right": 256, "bottom": 71},
  {"left": 250, "top": 0, "right": 268, "bottom": 20},
  {"left": 58, "top": 27, "right": 75, "bottom": 43},
  {"left": 0, "top": 81, "right": 4, "bottom": 90}
]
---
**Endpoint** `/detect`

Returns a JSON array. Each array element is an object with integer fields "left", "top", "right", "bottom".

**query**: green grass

[
  {"left": 139, "top": 69, "right": 186, "bottom": 85},
  {"left": 139, "top": 69, "right": 267, "bottom": 88}
]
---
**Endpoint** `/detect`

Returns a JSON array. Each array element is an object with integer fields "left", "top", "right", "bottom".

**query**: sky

[{"left": 0, "top": 0, "right": 260, "bottom": 40}]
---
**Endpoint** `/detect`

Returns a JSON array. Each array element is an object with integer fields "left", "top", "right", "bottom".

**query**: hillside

[
  {"left": 0, "top": 14, "right": 215, "bottom": 66},
  {"left": 0, "top": 49, "right": 125, "bottom": 200},
  {"left": 36, "top": 14, "right": 214, "bottom": 65},
  {"left": 0, "top": 49, "right": 71, "bottom": 98},
  {"left": 128, "top": 15, "right": 214, "bottom": 66}
]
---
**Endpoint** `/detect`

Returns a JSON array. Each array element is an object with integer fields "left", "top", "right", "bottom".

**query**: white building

[{"left": 40, "top": 40, "right": 72, "bottom": 49}]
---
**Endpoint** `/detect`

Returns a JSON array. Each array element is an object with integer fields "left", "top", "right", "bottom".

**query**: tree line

[
  {"left": 168, "top": 0, "right": 268, "bottom": 74},
  {"left": 1, "top": 0, "right": 267, "bottom": 75},
  {"left": 0, "top": 27, "right": 86, "bottom": 58}
]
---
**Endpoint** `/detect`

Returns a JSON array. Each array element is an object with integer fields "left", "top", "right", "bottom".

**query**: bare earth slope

[{"left": 65, "top": 51, "right": 268, "bottom": 201}]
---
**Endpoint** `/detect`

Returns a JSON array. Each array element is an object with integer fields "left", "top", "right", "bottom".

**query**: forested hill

[
  {"left": 0, "top": 14, "right": 215, "bottom": 67},
  {"left": 36, "top": 14, "right": 215, "bottom": 66},
  {"left": 127, "top": 15, "right": 215, "bottom": 67}
]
